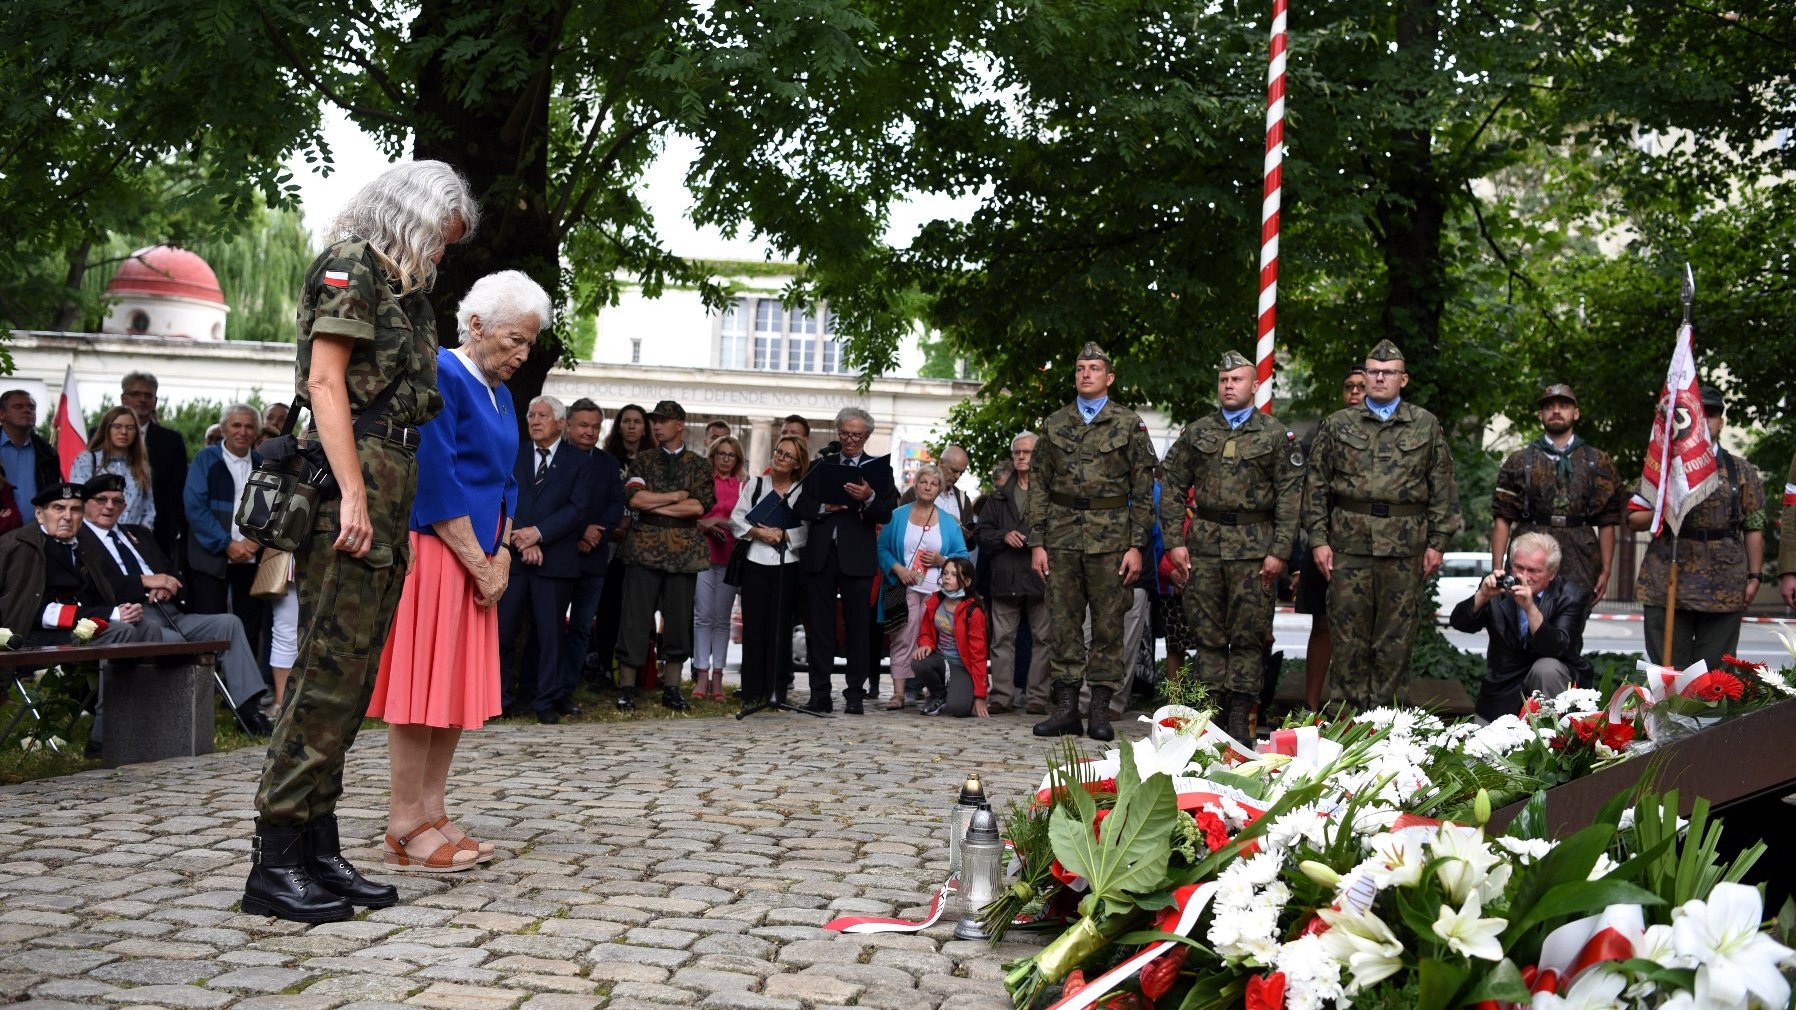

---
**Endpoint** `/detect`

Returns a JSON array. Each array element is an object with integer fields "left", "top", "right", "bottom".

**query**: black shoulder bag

[
  {"left": 235, "top": 377, "right": 403, "bottom": 552},
  {"left": 722, "top": 476, "right": 765, "bottom": 587}
]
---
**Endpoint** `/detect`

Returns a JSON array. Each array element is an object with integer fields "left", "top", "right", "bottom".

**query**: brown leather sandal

[
  {"left": 433, "top": 815, "right": 495, "bottom": 863},
  {"left": 381, "top": 822, "right": 478, "bottom": 873}
]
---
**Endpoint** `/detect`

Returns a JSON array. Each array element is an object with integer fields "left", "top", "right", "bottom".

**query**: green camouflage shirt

[
  {"left": 1636, "top": 449, "right": 1766, "bottom": 612},
  {"left": 1781, "top": 453, "right": 1796, "bottom": 577},
  {"left": 1023, "top": 400, "right": 1158, "bottom": 553},
  {"left": 294, "top": 238, "right": 444, "bottom": 427},
  {"left": 620, "top": 446, "right": 716, "bottom": 573},
  {"left": 1491, "top": 437, "right": 1626, "bottom": 591},
  {"left": 1304, "top": 400, "right": 1461, "bottom": 557},
  {"left": 1159, "top": 409, "right": 1303, "bottom": 561}
]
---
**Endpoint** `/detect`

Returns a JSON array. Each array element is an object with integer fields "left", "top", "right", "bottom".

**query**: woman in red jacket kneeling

[{"left": 910, "top": 557, "right": 990, "bottom": 718}]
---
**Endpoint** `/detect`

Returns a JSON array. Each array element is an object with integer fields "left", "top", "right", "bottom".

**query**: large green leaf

[
  {"left": 1462, "top": 960, "right": 1531, "bottom": 1006},
  {"left": 1048, "top": 744, "right": 1177, "bottom": 904},
  {"left": 1507, "top": 879, "right": 1666, "bottom": 937},
  {"left": 1416, "top": 957, "right": 1470, "bottom": 1010}
]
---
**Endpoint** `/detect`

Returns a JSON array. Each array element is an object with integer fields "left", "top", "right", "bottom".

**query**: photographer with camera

[{"left": 1448, "top": 531, "right": 1590, "bottom": 723}]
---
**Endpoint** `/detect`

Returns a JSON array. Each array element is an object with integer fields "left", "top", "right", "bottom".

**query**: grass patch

[{"left": 0, "top": 684, "right": 270, "bottom": 785}]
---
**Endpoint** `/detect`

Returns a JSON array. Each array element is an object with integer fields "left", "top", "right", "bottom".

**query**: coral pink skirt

[{"left": 369, "top": 532, "right": 502, "bottom": 729}]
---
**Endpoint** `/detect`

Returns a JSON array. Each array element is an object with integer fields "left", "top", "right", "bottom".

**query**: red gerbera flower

[
  {"left": 1685, "top": 671, "right": 1745, "bottom": 702},
  {"left": 1721, "top": 653, "right": 1768, "bottom": 673},
  {"left": 1597, "top": 720, "right": 1635, "bottom": 750}
]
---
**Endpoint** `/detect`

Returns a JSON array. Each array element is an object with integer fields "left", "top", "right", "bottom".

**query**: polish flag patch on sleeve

[
  {"left": 1784, "top": 482, "right": 1796, "bottom": 507},
  {"left": 322, "top": 270, "right": 351, "bottom": 288}
]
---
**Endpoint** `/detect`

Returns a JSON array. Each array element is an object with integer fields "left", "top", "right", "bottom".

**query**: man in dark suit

[
  {"left": 1448, "top": 531, "right": 1591, "bottom": 723},
  {"left": 795, "top": 406, "right": 896, "bottom": 714},
  {"left": 558, "top": 398, "right": 627, "bottom": 707},
  {"left": 121, "top": 373, "right": 191, "bottom": 561},
  {"left": 76, "top": 474, "right": 271, "bottom": 734},
  {"left": 498, "top": 395, "right": 591, "bottom": 723}
]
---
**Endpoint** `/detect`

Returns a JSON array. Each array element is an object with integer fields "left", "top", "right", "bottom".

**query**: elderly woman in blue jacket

[{"left": 877, "top": 464, "right": 969, "bottom": 710}]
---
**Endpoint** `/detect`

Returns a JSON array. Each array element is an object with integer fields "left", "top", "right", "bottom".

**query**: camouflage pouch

[{"left": 236, "top": 442, "right": 332, "bottom": 553}]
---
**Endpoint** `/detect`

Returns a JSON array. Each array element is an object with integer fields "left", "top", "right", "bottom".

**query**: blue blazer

[
  {"left": 877, "top": 503, "right": 970, "bottom": 585},
  {"left": 576, "top": 447, "right": 627, "bottom": 575},
  {"left": 511, "top": 439, "right": 591, "bottom": 579},
  {"left": 411, "top": 348, "right": 520, "bottom": 554},
  {"left": 183, "top": 442, "right": 263, "bottom": 577}
]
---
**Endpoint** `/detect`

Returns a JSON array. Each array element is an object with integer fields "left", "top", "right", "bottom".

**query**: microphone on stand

[{"left": 817, "top": 440, "right": 841, "bottom": 460}]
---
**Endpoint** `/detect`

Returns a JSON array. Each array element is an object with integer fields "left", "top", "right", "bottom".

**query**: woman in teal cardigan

[{"left": 876, "top": 465, "right": 969, "bottom": 709}]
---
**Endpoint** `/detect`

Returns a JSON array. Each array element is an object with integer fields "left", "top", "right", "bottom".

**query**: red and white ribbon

[
  {"left": 1254, "top": 0, "right": 1289, "bottom": 413},
  {"left": 1046, "top": 882, "right": 1218, "bottom": 1010},
  {"left": 1535, "top": 905, "right": 1642, "bottom": 991},
  {"left": 823, "top": 875, "right": 957, "bottom": 934}
]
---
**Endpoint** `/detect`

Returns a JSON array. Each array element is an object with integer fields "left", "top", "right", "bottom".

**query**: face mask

[{"left": 943, "top": 587, "right": 967, "bottom": 600}]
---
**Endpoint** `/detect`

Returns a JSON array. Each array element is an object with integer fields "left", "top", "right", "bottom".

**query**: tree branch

[
  {"left": 561, "top": 119, "right": 665, "bottom": 231},
  {"left": 321, "top": 43, "right": 409, "bottom": 108},
  {"left": 250, "top": 1, "right": 409, "bottom": 127}
]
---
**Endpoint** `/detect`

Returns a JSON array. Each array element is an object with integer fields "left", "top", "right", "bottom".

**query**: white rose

[
  {"left": 72, "top": 618, "right": 99, "bottom": 643},
  {"left": 0, "top": 627, "right": 13, "bottom": 649}
]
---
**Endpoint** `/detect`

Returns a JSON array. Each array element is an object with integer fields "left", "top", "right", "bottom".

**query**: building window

[
  {"left": 719, "top": 300, "right": 747, "bottom": 368},
  {"left": 821, "top": 309, "right": 850, "bottom": 374},
  {"left": 719, "top": 296, "right": 855, "bottom": 375},
  {"left": 753, "top": 300, "right": 781, "bottom": 370},
  {"left": 631, "top": 338, "right": 642, "bottom": 364},
  {"left": 786, "top": 307, "right": 817, "bottom": 371}
]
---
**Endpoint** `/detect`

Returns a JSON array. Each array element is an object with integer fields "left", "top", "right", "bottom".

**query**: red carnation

[
  {"left": 1519, "top": 696, "right": 1543, "bottom": 717},
  {"left": 1569, "top": 714, "right": 1600, "bottom": 744},
  {"left": 1246, "top": 971, "right": 1288, "bottom": 1010},
  {"left": 1192, "top": 810, "right": 1231, "bottom": 853},
  {"left": 1685, "top": 671, "right": 1745, "bottom": 702}
]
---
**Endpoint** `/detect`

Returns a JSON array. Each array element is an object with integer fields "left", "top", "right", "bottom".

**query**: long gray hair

[{"left": 330, "top": 161, "right": 480, "bottom": 295}]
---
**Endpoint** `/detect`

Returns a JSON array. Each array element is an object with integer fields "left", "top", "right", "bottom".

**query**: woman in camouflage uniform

[{"left": 242, "top": 161, "right": 479, "bottom": 923}]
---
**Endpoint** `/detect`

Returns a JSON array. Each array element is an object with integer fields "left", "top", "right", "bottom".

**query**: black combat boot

[
  {"left": 242, "top": 821, "right": 354, "bottom": 923},
  {"left": 1086, "top": 687, "right": 1115, "bottom": 742},
  {"left": 1226, "top": 691, "right": 1256, "bottom": 745},
  {"left": 1032, "top": 683, "right": 1083, "bottom": 737},
  {"left": 659, "top": 685, "right": 691, "bottom": 711},
  {"left": 304, "top": 815, "right": 398, "bottom": 908}
]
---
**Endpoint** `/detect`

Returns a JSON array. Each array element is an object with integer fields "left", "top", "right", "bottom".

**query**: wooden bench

[{"left": 0, "top": 639, "right": 232, "bottom": 766}]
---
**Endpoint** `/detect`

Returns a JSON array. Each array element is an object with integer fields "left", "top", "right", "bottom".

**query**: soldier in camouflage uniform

[
  {"left": 616, "top": 399, "right": 716, "bottom": 711},
  {"left": 1160, "top": 351, "right": 1303, "bottom": 741},
  {"left": 246, "top": 161, "right": 477, "bottom": 924},
  {"left": 1304, "top": 339, "right": 1461, "bottom": 710},
  {"left": 1025, "top": 342, "right": 1158, "bottom": 742},
  {"left": 1780, "top": 449, "right": 1796, "bottom": 613},
  {"left": 1490, "top": 384, "right": 1626, "bottom": 605},
  {"left": 1628, "top": 384, "right": 1766, "bottom": 670}
]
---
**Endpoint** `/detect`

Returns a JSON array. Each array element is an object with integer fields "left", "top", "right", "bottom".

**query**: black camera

[{"left": 1494, "top": 573, "right": 1520, "bottom": 591}]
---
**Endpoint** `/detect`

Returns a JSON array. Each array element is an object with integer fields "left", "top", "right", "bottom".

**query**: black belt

[
  {"left": 1050, "top": 492, "right": 1128, "bottom": 510},
  {"left": 1194, "top": 507, "right": 1273, "bottom": 525},
  {"left": 1523, "top": 515, "right": 1590, "bottom": 528},
  {"left": 636, "top": 513, "right": 698, "bottom": 529},
  {"left": 360, "top": 420, "right": 419, "bottom": 452},
  {"left": 1675, "top": 527, "right": 1740, "bottom": 542},
  {"left": 1335, "top": 498, "right": 1426, "bottom": 518}
]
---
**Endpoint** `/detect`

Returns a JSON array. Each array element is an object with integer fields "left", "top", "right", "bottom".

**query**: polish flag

[{"left": 54, "top": 364, "right": 87, "bottom": 478}]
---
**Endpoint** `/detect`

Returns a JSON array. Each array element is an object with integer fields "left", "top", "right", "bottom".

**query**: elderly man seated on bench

[
  {"left": 1448, "top": 531, "right": 1593, "bottom": 724},
  {"left": 77, "top": 474, "right": 273, "bottom": 736}
]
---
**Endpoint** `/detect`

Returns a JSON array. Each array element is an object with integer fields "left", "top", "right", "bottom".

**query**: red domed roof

[{"left": 106, "top": 246, "right": 225, "bottom": 304}]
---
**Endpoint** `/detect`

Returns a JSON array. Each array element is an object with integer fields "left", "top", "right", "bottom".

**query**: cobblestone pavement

[{"left": 0, "top": 699, "right": 1079, "bottom": 1010}]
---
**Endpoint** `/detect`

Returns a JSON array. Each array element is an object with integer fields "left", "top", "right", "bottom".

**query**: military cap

[
  {"left": 31, "top": 482, "right": 85, "bottom": 507},
  {"left": 1074, "top": 341, "right": 1112, "bottom": 366},
  {"left": 1699, "top": 384, "right": 1724, "bottom": 412},
  {"left": 1537, "top": 383, "right": 1577, "bottom": 406},
  {"left": 646, "top": 399, "right": 686, "bottom": 421},
  {"left": 1217, "top": 349, "right": 1254, "bottom": 372},
  {"left": 1366, "top": 338, "right": 1405, "bottom": 362},
  {"left": 81, "top": 474, "right": 125, "bottom": 497}
]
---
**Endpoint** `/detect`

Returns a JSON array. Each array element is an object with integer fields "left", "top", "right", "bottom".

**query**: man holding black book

[{"left": 796, "top": 406, "right": 896, "bottom": 714}]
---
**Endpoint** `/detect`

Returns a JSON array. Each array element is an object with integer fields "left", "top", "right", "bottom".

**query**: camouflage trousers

[
  {"left": 1184, "top": 555, "right": 1274, "bottom": 694},
  {"left": 1045, "top": 549, "right": 1132, "bottom": 689},
  {"left": 255, "top": 441, "right": 416, "bottom": 826},
  {"left": 1324, "top": 552, "right": 1425, "bottom": 711}
]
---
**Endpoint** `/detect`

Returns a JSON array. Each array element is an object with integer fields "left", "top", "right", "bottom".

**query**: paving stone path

[{"left": 0, "top": 703, "right": 1077, "bottom": 1010}]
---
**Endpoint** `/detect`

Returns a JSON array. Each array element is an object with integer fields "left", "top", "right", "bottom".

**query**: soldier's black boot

[
  {"left": 304, "top": 815, "right": 398, "bottom": 908},
  {"left": 1033, "top": 683, "right": 1083, "bottom": 737},
  {"left": 660, "top": 662, "right": 690, "bottom": 711},
  {"left": 242, "top": 821, "right": 354, "bottom": 923},
  {"left": 1086, "top": 687, "right": 1116, "bottom": 742},
  {"left": 1226, "top": 691, "right": 1256, "bottom": 745}
]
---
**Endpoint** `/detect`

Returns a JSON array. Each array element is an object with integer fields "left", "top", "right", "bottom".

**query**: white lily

[
  {"left": 1530, "top": 967, "right": 1627, "bottom": 1010},
  {"left": 1432, "top": 893, "right": 1507, "bottom": 961},
  {"left": 1130, "top": 731, "right": 1200, "bottom": 781},
  {"left": 1671, "top": 882, "right": 1795, "bottom": 1010},
  {"left": 1772, "top": 626, "right": 1796, "bottom": 665},
  {"left": 1365, "top": 829, "right": 1429, "bottom": 889},
  {"left": 1317, "top": 906, "right": 1405, "bottom": 991},
  {"left": 1432, "top": 823, "right": 1502, "bottom": 904}
]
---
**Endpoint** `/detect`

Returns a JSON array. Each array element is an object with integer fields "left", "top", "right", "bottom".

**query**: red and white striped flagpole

[{"left": 1254, "top": 0, "right": 1288, "bottom": 414}]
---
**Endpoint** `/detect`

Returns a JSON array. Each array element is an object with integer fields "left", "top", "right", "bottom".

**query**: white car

[{"left": 1434, "top": 551, "right": 1492, "bottom": 616}]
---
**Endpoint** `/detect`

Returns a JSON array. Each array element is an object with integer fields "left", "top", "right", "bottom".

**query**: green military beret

[
  {"left": 1367, "top": 338, "right": 1404, "bottom": 363},
  {"left": 1075, "top": 341, "right": 1112, "bottom": 367},
  {"left": 1217, "top": 349, "right": 1254, "bottom": 372}
]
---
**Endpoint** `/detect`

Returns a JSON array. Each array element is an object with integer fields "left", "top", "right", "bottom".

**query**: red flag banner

[
  {"left": 54, "top": 364, "right": 87, "bottom": 479},
  {"left": 1636, "top": 320, "right": 1718, "bottom": 535}
]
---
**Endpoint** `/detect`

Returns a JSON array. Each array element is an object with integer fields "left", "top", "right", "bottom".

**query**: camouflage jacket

[
  {"left": 1636, "top": 449, "right": 1766, "bottom": 612},
  {"left": 1781, "top": 453, "right": 1796, "bottom": 577},
  {"left": 1159, "top": 409, "right": 1303, "bottom": 561},
  {"left": 294, "top": 238, "right": 444, "bottom": 428},
  {"left": 1023, "top": 400, "right": 1158, "bottom": 553},
  {"left": 620, "top": 445, "right": 716, "bottom": 573},
  {"left": 1492, "top": 436, "right": 1626, "bottom": 591},
  {"left": 1304, "top": 400, "right": 1462, "bottom": 557}
]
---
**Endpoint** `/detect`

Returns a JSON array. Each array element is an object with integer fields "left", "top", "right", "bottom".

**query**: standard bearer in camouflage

[
  {"left": 1780, "top": 449, "right": 1796, "bottom": 612},
  {"left": 1304, "top": 339, "right": 1461, "bottom": 710},
  {"left": 1160, "top": 350, "right": 1302, "bottom": 740},
  {"left": 1024, "top": 341, "right": 1158, "bottom": 743}
]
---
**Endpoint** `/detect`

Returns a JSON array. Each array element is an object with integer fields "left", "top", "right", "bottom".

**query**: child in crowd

[{"left": 910, "top": 557, "right": 990, "bottom": 718}]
